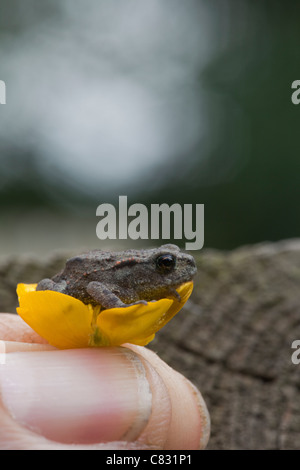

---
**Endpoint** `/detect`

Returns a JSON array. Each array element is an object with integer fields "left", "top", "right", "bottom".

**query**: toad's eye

[{"left": 155, "top": 254, "right": 176, "bottom": 272}]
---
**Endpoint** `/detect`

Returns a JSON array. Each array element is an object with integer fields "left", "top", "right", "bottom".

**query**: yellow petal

[
  {"left": 94, "top": 281, "right": 194, "bottom": 346},
  {"left": 158, "top": 281, "right": 194, "bottom": 327},
  {"left": 94, "top": 298, "right": 173, "bottom": 346},
  {"left": 17, "top": 283, "right": 38, "bottom": 294},
  {"left": 16, "top": 281, "right": 194, "bottom": 349},
  {"left": 17, "top": 284, "right": 94, "bottom": 349}
]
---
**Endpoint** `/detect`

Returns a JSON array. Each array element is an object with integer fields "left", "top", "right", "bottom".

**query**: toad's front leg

[{"left": 86, "top": 281, "right": 147, "bottom": 309}]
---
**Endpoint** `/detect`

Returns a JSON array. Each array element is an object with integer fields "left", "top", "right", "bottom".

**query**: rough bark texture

[{"left": 1, "top": 240, "right": 300, "bottom": 449}]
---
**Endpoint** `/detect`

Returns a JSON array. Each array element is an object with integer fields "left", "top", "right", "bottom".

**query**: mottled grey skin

[{"left": 36, "top": 244, "right": 197, "bottom": 309}]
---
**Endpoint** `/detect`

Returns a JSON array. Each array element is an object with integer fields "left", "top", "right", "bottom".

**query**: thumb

[{"left": 0, "top": 342, "right": 209, "bottom": 450}]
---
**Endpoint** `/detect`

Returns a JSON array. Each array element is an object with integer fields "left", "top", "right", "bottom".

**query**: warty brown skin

[{"left": 36, "top": 244, "right": 197, "bottom": 309}]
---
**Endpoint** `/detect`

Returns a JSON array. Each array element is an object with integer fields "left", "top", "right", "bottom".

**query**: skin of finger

[
  {"left": 0, "top": 340, "right": 56, "bottom": 353},
  {"left": 0, "top": 344, "right": 160, "bottom": 450},
  {"left": 0, "top": 315, "right": 208, "bottom": 449},
  {"left": 0, "top": 342, "right": 188, "bottom": 450},
  {"left": 0, "top": 314, "right": 48, "bottom": 343},
  {"left": 0, "top": 400, "right": 154, "bottom": 450},
  {"left": 127, "top": 344, "right": 210, "bottom": 450}
]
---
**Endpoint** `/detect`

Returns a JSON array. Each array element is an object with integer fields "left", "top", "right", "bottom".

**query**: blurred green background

[{"left": 0, "top": 0, "right": 299, "bottom": 255}]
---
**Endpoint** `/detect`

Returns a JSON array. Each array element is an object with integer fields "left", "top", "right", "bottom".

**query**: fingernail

[{"left": 0, "top": 348, "right": 152, "bottom": 444}]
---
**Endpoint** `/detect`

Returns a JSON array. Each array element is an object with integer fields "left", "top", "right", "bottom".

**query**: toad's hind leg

[
  {"left": 36, "top": 278, "right": 67, "bottom": 293},
  {"left": 86, "top": 281, "right": 147, "bottom": 309}
]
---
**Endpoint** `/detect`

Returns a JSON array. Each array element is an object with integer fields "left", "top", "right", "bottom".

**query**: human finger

[{"left": 0, "top": 342, "right": 209, "bottom": 450}]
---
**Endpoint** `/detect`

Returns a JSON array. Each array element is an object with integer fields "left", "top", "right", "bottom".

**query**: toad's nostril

[{"left": 186, "top": 255, "right": 196, "bottom": 267}]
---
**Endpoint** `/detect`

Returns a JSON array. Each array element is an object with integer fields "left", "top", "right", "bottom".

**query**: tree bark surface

[{"left": 1, "top": 240, "right": 300, "bottom": 449}]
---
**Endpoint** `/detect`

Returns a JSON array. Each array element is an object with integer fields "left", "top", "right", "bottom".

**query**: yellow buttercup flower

[{"left": 16, "top": 282, "right": 193, "bottom": 349}]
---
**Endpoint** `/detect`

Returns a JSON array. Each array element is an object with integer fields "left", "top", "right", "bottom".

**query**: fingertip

[
  {"left": 183, "top": 378, "right": 211, "bottom": 450},
  {"left": 126, "top": 345, "right": 210, "bottom": 450},
  {"left": 0, "top": 313, "right": 48, "bottom": 344},
  {"left": 0, "top": 348, "right": 153, "bottom": 445}
]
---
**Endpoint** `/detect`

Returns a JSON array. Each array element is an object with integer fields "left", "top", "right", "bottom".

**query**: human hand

[{"left": 0, "top": 314, "right": 210, "bottom": 450}]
